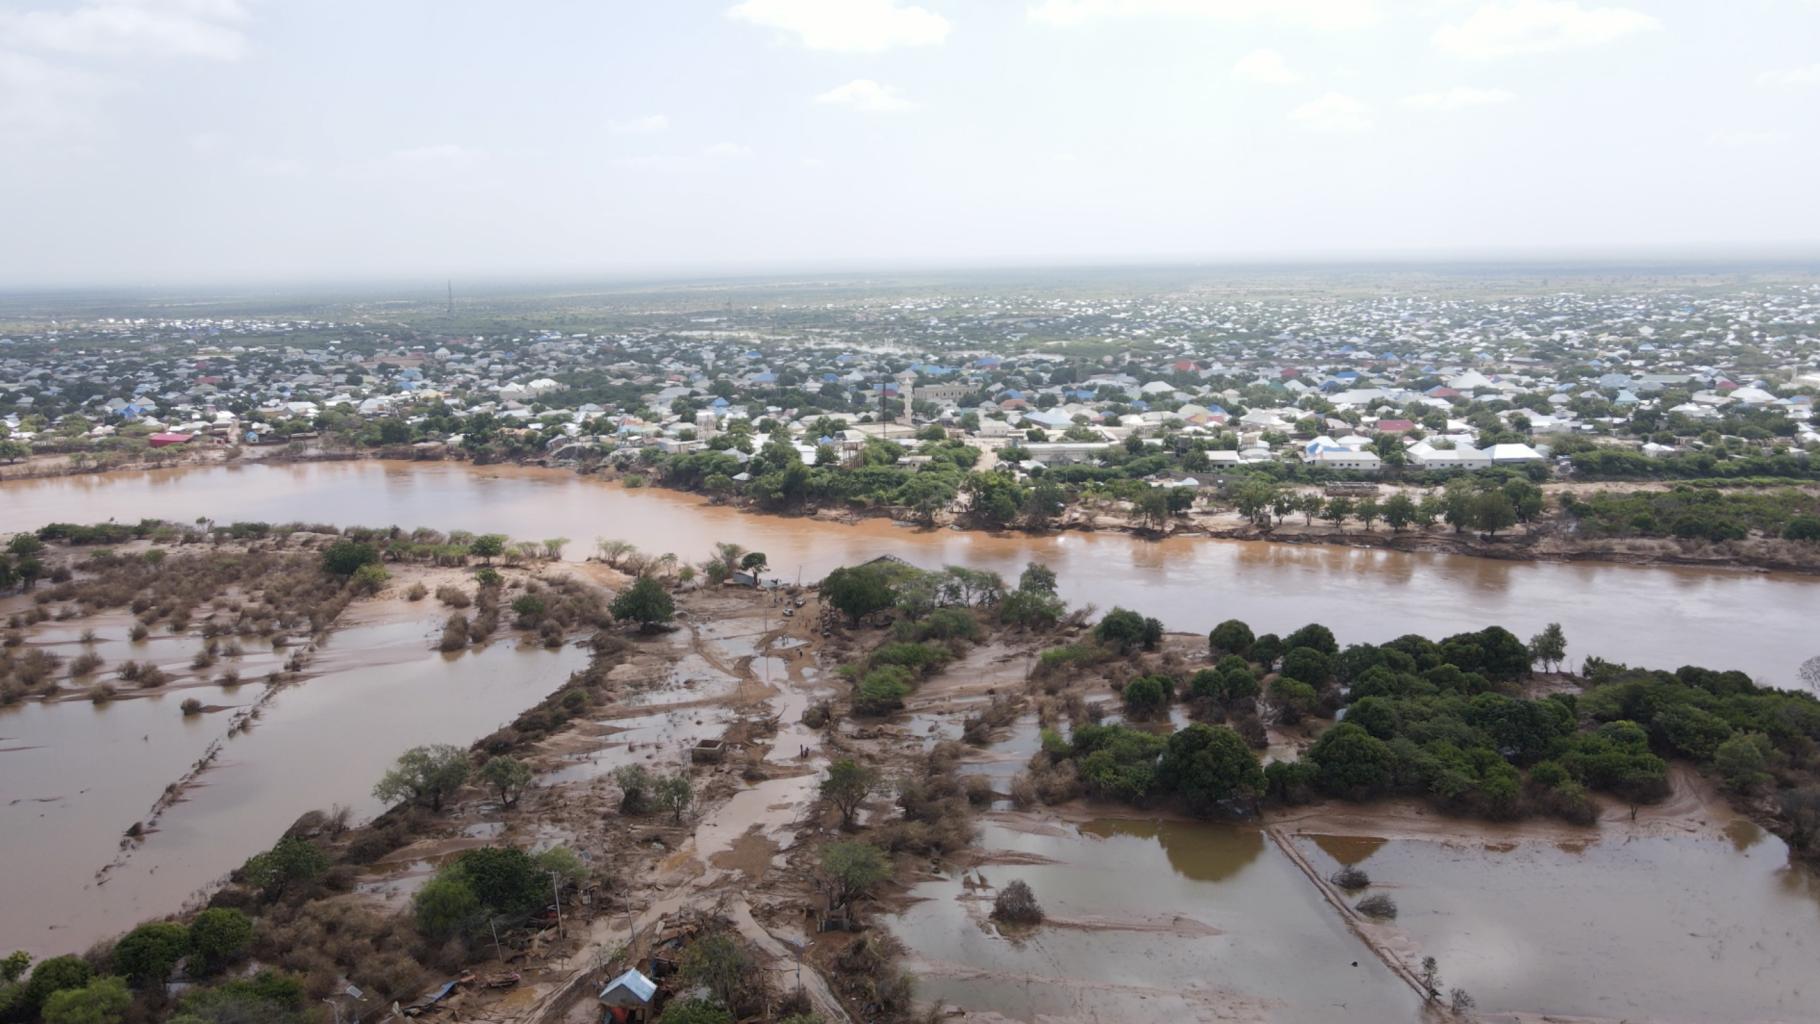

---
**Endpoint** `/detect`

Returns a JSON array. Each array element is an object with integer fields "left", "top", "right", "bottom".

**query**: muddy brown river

[{"left": 3, "top": 460, "right": 1815, "bottom": 686}]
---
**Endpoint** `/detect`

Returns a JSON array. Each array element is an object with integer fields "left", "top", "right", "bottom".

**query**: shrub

[
  {"left": 405, "top": 582, "right": 428, "bottom": 601},
  {"left": 187, "top": 907, "right": 254, "bottom": 973},
  {"left": 1355, "top": 893, "right": 1398, "bottom": 919},
  {"left": 42, "top": 976, "right": 130, "bottom": 1024},
  {"left": 1120, "top": 675, "right": 1171, "bottom": 717},
  {"left": 1208, "top": 619, "right": 1254, "bottom": 657},
  {"left": 1329, "top": 865, "right": 1370, "bottom": 890},
  {"left": 852, "top": 665, "right": 914, "bottom": 715},
  {"left": 990, "top": 879, "right": 1044, "bottom": 925},
  {"left": 113, "top": 922, "right": 190, "bottom": 987}
]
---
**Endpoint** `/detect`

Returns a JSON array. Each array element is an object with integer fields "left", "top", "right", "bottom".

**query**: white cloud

[
  {"left": 1289, "top": 92, "right": 1373, "bottom": 133},
  {"left": 727, "top": 0, "right": 949, "bottom": 52},
  {"left": 703, "top": 141, "right": 754, "bottom": 159},
  {"left": 608, "top": 114, "right": 670, "bottom": 135},
  {"left": 0, "top": 50, "right": 114, "bottom": 142},
  {"left": 1708, "top": 129, "right": 1791, "bottom": 148},
  {"left": 814, "top": 79, "right": 918, "bottom": 113},
  {"left": 0, "top": 0, "right": 251, "bottom": 61},
  {"left": 1756, "top": 64, "right": 1820, "bottom": 88},
  {"left": 1433, "top": 1, "right": 1660, "bottom": 60},
  {"left": 1231, "top": 48, "right": 1300, "bottom": 85},
  {"left": 1029, "top": 0, "right": 1379, "bottom": 32},
  {"left": 1401, "top": 86, "right": 1515, "bottom": 110}
]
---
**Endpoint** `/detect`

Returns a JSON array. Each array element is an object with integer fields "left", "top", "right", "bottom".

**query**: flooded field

[
  {"left": 887, "top": 816, "right": 1423, "bottom": 1023},
  {"left": 1295, "top": 827, "right": 1820, "bottom": 1023},
  {"left": 0, "top": 611, "right": 588, "bottom": 957},
  {"left": 4, "top": 460, "right": 1815, "bottom": 688}
]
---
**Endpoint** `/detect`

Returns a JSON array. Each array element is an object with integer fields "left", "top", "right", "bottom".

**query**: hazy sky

[{"left": 1, "top": 0, "right": 1816, "bottom": 286}]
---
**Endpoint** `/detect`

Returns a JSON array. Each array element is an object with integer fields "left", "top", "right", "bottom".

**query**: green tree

[
  {"left": 1528, "top": 622, "right": 1567, "bottom": 673},
  {"left": 1017, "top": 562, "right": 1058, "bottom": 596},
  {"left": 1714, "top": 733, "right": 1773, "bottom": 793},
  {"left": 1323, "top": 496, "right": 1354, "bottom": 529},
  {"left": 678, "top": 933, "right": 752, "bottom": 1013},
  {"left": 319, "top": 540, "right": 379, "bottom": 578},
  {"left": 1308, "top": 722, "right": 1395, "bottom": 797},
  {"left": 413, "top": 876, "right": 482, "bottom": 941},
  {"left": 1121, "top": 675, "right": 1171, "bottom": 717},
  {"left": 609, "top": 575, "right": 675, "bottom": 630},
  {"left": 20, "top": 956, "right": 94, "bottom": 1020},
  {"left": 186, "top": 909, "right": 253, "bottom": 975},
  {"left": 452, "top": 847, "right": 547, "bottom": 917},
  {"left": 1096, "top": 607, "right": 1161, "bottom": 654},
  {"left": 478, "top": 756, "right": 533, "bottom": 808},
  {"left": 821, "top": 565, "right": 896, "bottom": 625},
  {"left": 1355, "top": 496, "right": 1382, "bottom": 531},
  {"left": 1472, "top": 491, "right": 1518, "bottom": 537},
  {"left": 470, "top": 534, "right": 507, "bottom": 564},
  {"left": 373, "top": 744, "right": 470, "bottom": 812},
  {"left": 240, "top": 837, "right": 329, "bottom": 899},
  {"left": 657, "top": 772, "right": 694, "bottom": 822},
  {"left": 42, "top": 977, "right": 130, "bottom": 1024},
  {"left": 1284, "top": 623, "right": 1338, "bottom": 655},
  {"left": 1269, "top": 677, "right": 1317, "bottom": 724},
  {"left": 1383, "top": 493, "right": 1417, "bottom": 532},
  {"left": 112, "top": 923, "right": 189, "bottom": 988},
  {"left": 1157, "top": 724, "right": 1264, "bottom": 816},
  {"left": 820, "top": 758, "right": 880, "bottom": 829},
  {"left": 1208, "top": 619, "right": 1254, "bottom": 658},
  {"left": 818, "top": 841, "right": 888, "bottom": 913},
  {"left": 613, "top": 765, "right": 653, "bottom": 814}
]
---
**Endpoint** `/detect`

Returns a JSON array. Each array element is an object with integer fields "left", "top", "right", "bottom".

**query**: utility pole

[
  {"left": 489, "top": 916, "right": 504, "bottom": 962},
  {"left": 446, "top": 279, "right": 453, "bottom": 316},
  {"left": 550, "top": 870, "right": 565, "bottom": 938}
]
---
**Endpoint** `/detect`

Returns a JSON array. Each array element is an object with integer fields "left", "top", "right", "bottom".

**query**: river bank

[{"left": 9, "top": 446, "right": 1817, "bottom": 576}]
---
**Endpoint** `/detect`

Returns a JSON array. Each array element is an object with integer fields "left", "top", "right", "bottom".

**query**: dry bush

[
  {"left": 435, "top": 585, "right": 471, "bottom": 609},
  {"left": 1356, "top": 893, "right": 1397, "bottom": 919},
  {"left": 1330, "top": 866, "right": 1370, "bottom": 890},
  {"left": 991, "top": 880, "right": 1044, "bottom": 925}
]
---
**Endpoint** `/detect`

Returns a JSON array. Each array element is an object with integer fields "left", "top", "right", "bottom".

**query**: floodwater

[
  {"left": 886, "top": 817, "right": 1423, "bottom": 1023},
  {"left": 1295, "top": 828, "right": 1820, "bottom": 1023},
  {"left": 0, "top": 612, "right": 587, "bottom": 957},
  {"left": 4, "top": 460, "right": 1815, "bottom": 688}
]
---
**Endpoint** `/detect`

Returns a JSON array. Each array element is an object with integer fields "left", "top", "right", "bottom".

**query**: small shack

[{"left": 597, "top": 968, "right": 656, "bottom": 1024}]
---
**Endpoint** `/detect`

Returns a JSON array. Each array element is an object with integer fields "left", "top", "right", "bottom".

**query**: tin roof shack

[{"left": 597, "top": 969, "right": 657, "bottom": 1024}]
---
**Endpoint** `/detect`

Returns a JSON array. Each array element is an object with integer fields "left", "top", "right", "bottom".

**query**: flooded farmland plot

[
  {"left": 887, "top": 816, "right": 1424, "bottom": 1023},
  {"left": 1293, "top": 827, "right": 1820, "bottom": 1023},
  {"left": 0, "top": 609, "right": 588, "bottom": 957}
]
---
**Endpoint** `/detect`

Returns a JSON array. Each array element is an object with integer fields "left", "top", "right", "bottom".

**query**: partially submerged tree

[
  {"left": 478, "top": 755, "right": 533, "bottom": 808},
  {"left": 820, "top": 758, "right": 880, "bottom": 829},
  {"left": 990, "top": 879, "right": 1043, "bottom": 925},
  {"left": 819, "top": 840, "right": 887, "bottom": 915},
  {"left": 373, "top": 744, "right": 470, "bottom": 812}
]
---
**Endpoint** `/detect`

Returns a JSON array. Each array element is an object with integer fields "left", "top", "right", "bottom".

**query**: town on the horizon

[{"left": 4, "top": 272, "right": 1817, "bottom": 490}]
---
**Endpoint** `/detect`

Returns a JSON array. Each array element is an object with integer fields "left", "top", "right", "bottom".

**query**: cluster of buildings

[{"left": 2, "top": 276, "right": 1817, "bottom": 476}]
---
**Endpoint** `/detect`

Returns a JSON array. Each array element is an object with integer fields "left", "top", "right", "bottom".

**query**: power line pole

[{"left": 550, "top": 870, "right": 565, "bottom": 938}]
